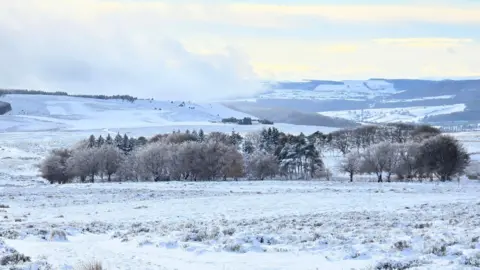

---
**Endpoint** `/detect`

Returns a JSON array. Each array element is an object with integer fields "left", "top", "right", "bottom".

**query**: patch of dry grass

[{"left": 77, "top": 260, "right": 104, "bottom": 270}]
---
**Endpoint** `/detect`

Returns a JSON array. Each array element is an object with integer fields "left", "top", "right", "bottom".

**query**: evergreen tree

[
  {"left": 114, "top": 133, "right": 123, "bottom": 149},
  {"left": 88, "top": 135, "right": 96, "bottom": 148},
  {"left": 105, "top": 134, "right": 113, "bottom": 145},
  {"left": 97, "top": 135, "right": 105, "bottom": 147},
  {"left": 191, "top": 130, "right": 199, "bottom": 141},
  {"left": 243, "top": 140, "right": 255, "bottom": 154},
  {"left": 122, "top": 134, "right": 131, "bottom": 153},
  {"left": 198, "top": 129, "right": 205, "bottom": 142},
  {"left": 128, "top": 137, "right": 137, "bottom": 151},
  {"left": 230, "top": 131, "right": 242, "bottom": 146}
]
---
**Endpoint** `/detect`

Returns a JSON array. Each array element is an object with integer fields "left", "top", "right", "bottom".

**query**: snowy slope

[
  {"left": 256, "top": 80, "right": 404, "bottom": 101},
  {"left": 0, "top": 95, "right": 249, "bottom": 132},
  {"left": 0, "top": 94, "right": 339, "bottom": 135},
  {"left": 318, "top": 104, "right": 466, "bottom": 123}
]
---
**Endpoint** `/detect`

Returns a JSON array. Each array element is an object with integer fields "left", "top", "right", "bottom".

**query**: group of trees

[
  {"left": 39, "top": 123, "right": 470, "bottom": 184},
  {"left": 337, "top": 124, "right": 470, "bottom": 182},
  {"left": 221, "top": 117, "right": 274, "bottom": 125},
  {"left": 0, "top": 89, "right": 137, "bottom": 102}
]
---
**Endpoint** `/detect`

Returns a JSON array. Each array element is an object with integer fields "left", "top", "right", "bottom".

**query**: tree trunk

[
  {"left": 377, "top": 174, "right": 383, "bottom": 182},
  {"left": 108, "top": 174, "right": 112, "bottom": 182},
  {"left": 349, "top": 172, "right": 353, "bottom": 182}
]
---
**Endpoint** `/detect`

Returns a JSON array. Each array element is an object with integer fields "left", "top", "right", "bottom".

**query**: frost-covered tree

[
  {"left": 395, "top": 142, "right": 421, "bottom": 180},
  {"left": 39, "top": 149, "right": 73, "bottom": 184},
  {"left": 219, "top": 144, "right": 244, "bottom": 180},
  {"left": 360, "top": 142, "right": 392, "bottom": 182},
  {"left": 88, "top": 135, "right": 96, "bottom": 148},
  {"left": 418, "top": 135, "right": 470, "bottom": 181},
  {"left": 411, "top": 125, "right": 441, "bottom": 142},
  {"left": 243, "top": 131, "right": 262, "bottom": 153},
  {"left": 339, "top": 151, "right": 362, "bottom": 182},
  {"left": 98, "top": 144, "right": 124, "bottom": 181},
  {"left": 116, "top": 151, "right": 141, "bottom": 181},
  {"left": 207, "top": 131, "right": 232, "bottom": 145},
  {"left": 96, "top": 135, "right": 105, "bottom": 147},
  {"left": 114, "top": 133, "right": 123, "bottom": 149},
  {"left": 245, "top": 151, "right": 279, "bottom": 180},
  {"left": 105, "top": 134, "right": 113, "bottom": 145},
  {"left": 383, "top": 143, "right": 402, "bottom": 182},
  {"left": 136, "top": 143, "right": 172, "bottom": 181},
  {"left": 198, "top": 129, "right": 205, "bottom": 142},
  {"left": 68, "top": 148, "right": 102, "bottom": 182},
  {"left": 330, "top": 129, "right": 352, "bottom": 155}
]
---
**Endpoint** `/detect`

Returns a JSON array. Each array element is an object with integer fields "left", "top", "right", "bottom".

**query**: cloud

[
  {"left": 227, "top": 3, "right": 480, "bottom": 25},
  {"left": 373, "top": 38, "right": 474, "bottom": 48},
  {"left": 0, "top": 0, "right": 264, "bottom": 101}
]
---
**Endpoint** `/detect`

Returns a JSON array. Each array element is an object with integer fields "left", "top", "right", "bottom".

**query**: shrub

[{"left": 77, "top": 260, "right": 104, "bottom": 270}]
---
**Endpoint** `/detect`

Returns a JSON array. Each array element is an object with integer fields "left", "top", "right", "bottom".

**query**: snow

[
  {"left": 318, "top": 104, "right": 466, "bottom": 123},
  {"left": 1, "top": 94, "right": 480, "bottom": 270},
  {"left": 257, "top": 79, "right": 402, "bottom": 101},
  {"left": 0, "top": 94, "right": 336, "bottom": 134},
  {"left": 0, "top": 130, "right": 479, "bottom": 269},
  {"left": 2, "top": 179, "right": 480, "bottom": 269},
  {"left": 383, "top": 95, "right": 456, "bottom": 103}
]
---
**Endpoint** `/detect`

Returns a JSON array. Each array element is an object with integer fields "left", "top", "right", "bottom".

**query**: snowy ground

[
  {"left": 1, "top": 95, "right": 480, "bottom": 269},
  {"left": 0, "top": 131, "right": 479, "bottom": 269},
  {"left": 2, "top": 180, "right": 480, "bottom": 269},
  {"left": 318, "top": 104, "right": 466, "bottom": 123}
]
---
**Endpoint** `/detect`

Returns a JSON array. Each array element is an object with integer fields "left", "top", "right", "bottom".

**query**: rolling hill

[
  {"left": 233, "top": 78, "right": 480, "bottom": 124},
  {"left": 0, "top": 94, "right": 338, "bottom": 135}
]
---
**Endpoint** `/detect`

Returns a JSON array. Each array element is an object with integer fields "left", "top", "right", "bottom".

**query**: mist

[{"left": 0, "top": 0, "right": 265, "bottom": 101}]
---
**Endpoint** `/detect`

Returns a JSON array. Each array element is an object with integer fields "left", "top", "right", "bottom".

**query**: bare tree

[
  {"left": 68, "top": 148, "right": 102, "bottom": 183},
  {"left": 219, "top": 145, "right": 245, "bottom": 180},
  {"left": 339, "top": 151, "right": 362, "bottom": 182},
  {"left": 245, "top": 151, "right": 279, "bottom": 180},
  {"left": 330, "top": 129, "right": 352, "bottom": 155},
  {"left": 395, "top": 142, "right": 421, "bottom": 180},
  {"left": 243, "top": 131, "right": 262, "bottom": 153},
  {"left": 117, "top": 151, "right": 141, "bottom": 181},
  {"left": 136, "top": 143, "right": 172, "bottom": 181},
  {"left": 383, "top": 143, "right": 402, "bottom": 182},
  {"left": 360, "top": 142, "right": 392, "bottom": 182},
  {"left": 98, "top": 144, "right": 124, "bottom": 181},
  {"left": 418, "top": 135, "right": 470, "bottom": 181},
  {"left": 39, "top": 149, "right": 73, "bottom": 184}
]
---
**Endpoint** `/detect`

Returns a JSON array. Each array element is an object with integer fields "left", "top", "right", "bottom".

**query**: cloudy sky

[{"left": 1, "top": 0, "right": 479, "bottom": 100}]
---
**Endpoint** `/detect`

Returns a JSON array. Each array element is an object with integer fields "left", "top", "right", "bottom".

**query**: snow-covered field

[
  {"left": 1, "top": 95, "right": 480, "bottom": 270},
  {"left": 0, "top": 132, "right": 479, "bottom": 269},
  {"left": 0, "top": 94, "right": 336, "bottom": 136},
  {"left": 318, "top": 104, "right": 466, "bottom": 123},
  {"left": 258, "top": 80, "right": 402, "bottom": 101}
]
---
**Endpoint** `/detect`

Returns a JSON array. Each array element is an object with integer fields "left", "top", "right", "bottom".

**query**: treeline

[
  {"left": 0, "top": 89, "right": 137, "bottom": 102},
  {"left": 221, "top": 117, "right": 274, "bottom": 125},
  {"left": 334, "top": 123, "right": 469, "bottom": 182},
  {"left": 39, "top": 123, "right": 470, "bottom": 184}
]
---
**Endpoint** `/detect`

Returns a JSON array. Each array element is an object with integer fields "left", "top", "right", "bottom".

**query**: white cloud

[
  {"left": 1, "top": 0, "right": 479, "bottom": 94},
  {"left": 0, "top": 0, "right": 264, "bottom": 101}
]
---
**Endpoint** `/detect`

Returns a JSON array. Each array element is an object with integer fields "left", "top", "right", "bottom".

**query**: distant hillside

[
  {"left": 246, "top": 78, "right": 480, "bottom": 124},
  {"left": 224, "top": 102, "right": 358, "bottom": 128},
  {"left": 0, "top": 88, "right": 137, "bottom": 102},
  {"left": 0, "top": 101, "right": 12, "bottom": 115}
]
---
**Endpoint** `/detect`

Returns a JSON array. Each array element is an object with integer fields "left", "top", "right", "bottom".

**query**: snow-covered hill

[
  {"left": 318, "top": 104, "right": 467, "bottom": 123},
  {"left": 0, "top": 94, "right": 337, "bottom": 134},
  {"left": 259, "top": 79, "right": 405, "bottom": 101},
  {"left": 232, "top": 78, "right": 480, "bottom": 124}
]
